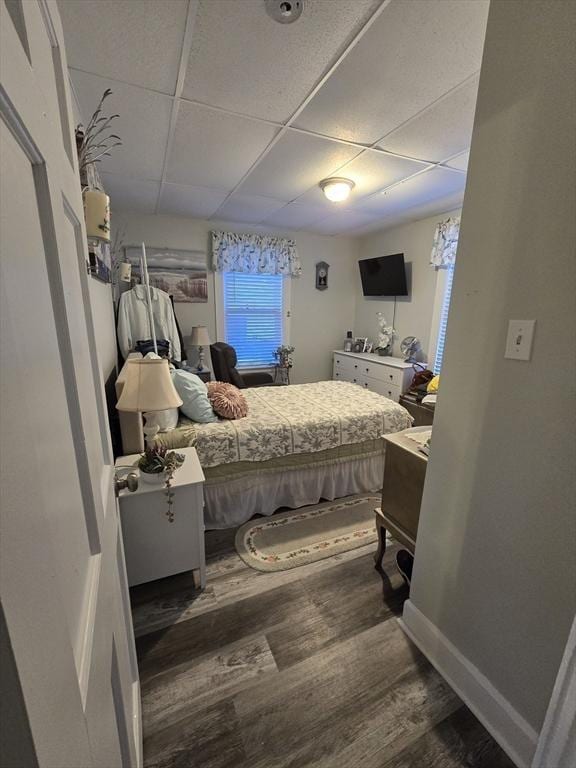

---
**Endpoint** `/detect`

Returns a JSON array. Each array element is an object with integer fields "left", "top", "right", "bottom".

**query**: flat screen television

[{"left": 359, "top": 253, "right": 408, "bottom": 296}]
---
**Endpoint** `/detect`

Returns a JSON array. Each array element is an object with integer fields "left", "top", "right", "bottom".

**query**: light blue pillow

[{"left": 171, "top": 370, "right": 218, "bottom": 423}]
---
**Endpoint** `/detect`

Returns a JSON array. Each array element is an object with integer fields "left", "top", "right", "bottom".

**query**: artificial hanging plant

[{"left": 138, "top": 445, "right": 185, "bottom": 523}]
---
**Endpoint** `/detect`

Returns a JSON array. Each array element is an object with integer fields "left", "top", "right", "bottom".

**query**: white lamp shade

[
  {"left": 116, "top": 359, "right": 182, "bottom": 412},
  {"left": 190, "top": 325, "right": 211, "bottom": 346}
]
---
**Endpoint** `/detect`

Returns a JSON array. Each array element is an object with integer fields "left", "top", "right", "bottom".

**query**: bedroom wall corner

[
  {"left": 111, "top": 213, "right": 359, "bottom": 384},
  {"left": 352, "top": 208, "right": 461, "bottom": 361},
  {"left": 406, "top": 0, "right": 576, "bottom": 759}
]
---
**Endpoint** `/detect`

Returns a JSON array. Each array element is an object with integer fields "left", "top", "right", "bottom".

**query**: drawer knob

[{"left": 354, "top": 364, "right": 358, "bottom": 368}]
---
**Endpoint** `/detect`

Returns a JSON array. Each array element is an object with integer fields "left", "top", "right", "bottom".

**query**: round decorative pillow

[{"left": 207, "top": 381, "right": 248, "bottom": 420}]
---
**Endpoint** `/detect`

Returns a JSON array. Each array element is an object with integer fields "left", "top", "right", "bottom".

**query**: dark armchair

[{"left": 210, "top": 342, "right": 274, "bottom": 388}]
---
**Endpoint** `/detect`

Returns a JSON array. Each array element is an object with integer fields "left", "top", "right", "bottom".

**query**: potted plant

[
  {"left": 273, "top": 345, "right": 295, "bottom": 384},
  {"left": 138, "top": 446, "right": 185, "bottom": 523},
  {"left": 273, "top": 344, "right": 295, "bottom": 369}
]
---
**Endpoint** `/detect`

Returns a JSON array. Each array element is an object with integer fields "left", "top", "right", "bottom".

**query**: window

[
  {"left": 219, "top": 271, "right": 289, "bottom": 368},
  {"left": 432, "top": 264, "right": 455, "bottom": 374}
]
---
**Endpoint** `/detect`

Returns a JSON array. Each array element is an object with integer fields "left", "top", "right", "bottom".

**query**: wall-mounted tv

[{"left": 359, "top": 253, "right": 408, "bottom": 297}]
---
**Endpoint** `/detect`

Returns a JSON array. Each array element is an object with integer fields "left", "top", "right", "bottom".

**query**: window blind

[
  {"left": 223, "top": 271, "right": 284, "bottom": 368},
  {"left": 433, "top": 265, "right": 455, "bottom": 375}
]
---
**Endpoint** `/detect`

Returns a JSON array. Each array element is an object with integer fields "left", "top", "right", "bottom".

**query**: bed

[{"left": 116, "top": 365, "right": 412, "bottom": 529}]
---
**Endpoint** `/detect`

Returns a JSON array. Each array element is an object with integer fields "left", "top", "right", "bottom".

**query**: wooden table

[
  {"left": 399, "top": 394, "right": 435, "bottom": 426},
  {"left": 374, "top": 427, "right": 430, "bottom": 568}
]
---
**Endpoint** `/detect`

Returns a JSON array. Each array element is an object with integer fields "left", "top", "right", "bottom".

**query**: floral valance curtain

[
  {"left": 430, "top": 217, "right": 460, "bottom": 267},
  {"left": 211, "top": 231, "right": 302, "bottom": 277}
]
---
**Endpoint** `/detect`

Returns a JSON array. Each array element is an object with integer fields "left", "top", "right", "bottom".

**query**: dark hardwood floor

[{"left": 132, "top": 523, "right": 515, "bottom": 768}]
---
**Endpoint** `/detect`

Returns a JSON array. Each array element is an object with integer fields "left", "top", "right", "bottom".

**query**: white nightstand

[{"left": 115, "top": 447, "right": 206, "bottom": 588}]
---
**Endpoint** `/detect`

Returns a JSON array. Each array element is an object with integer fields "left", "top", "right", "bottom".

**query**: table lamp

[
  {"left": 116, "top": 358, "right": 182, "bottom": 446},
  {"left": 190, "top": 326, "right": 211, "bottom": 371}
]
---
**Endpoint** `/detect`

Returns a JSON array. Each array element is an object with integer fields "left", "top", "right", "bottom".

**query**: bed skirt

[{"left": 203, "top": 453, "right": 385, "bottom": 529}]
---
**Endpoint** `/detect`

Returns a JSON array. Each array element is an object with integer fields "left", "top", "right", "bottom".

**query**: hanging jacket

[{"left": 117, "top": 285, "right": 182, "bottom": 361}]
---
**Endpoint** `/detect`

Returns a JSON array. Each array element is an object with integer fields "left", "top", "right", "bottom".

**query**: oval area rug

[{"left": 235, "top": 494, "right": 382, "bottom": 572}]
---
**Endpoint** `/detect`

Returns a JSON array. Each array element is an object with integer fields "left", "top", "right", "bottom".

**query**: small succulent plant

[{"left": 138, "top": 446, "right": 185, "bottom": 523}]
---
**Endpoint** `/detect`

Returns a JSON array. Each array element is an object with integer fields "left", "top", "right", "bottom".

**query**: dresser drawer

[
  {"left": 361, "top": 360, "right": 405, "bottom": 388},
  {"left": 364, "top": 376, "right": 402, "bottom": 402},
  {"left": 333, "top": 354, "right": 362, "bottom": 374},
  {"left": 333, "top": 366, "right": 354, "bottom": 383}
]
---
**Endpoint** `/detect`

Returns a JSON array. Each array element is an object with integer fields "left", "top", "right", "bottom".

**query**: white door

[{"left": 0, "top": 2, "right": 140, "bottom": 767}]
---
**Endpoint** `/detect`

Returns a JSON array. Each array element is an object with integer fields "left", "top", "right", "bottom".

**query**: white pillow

[{"left": 143, "top": 409, "right": 179, "bottom": 432}]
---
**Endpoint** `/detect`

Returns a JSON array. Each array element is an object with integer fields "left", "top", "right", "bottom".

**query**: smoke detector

[{"left": 265, "top": 0, "right": 304, "bottom": 24}]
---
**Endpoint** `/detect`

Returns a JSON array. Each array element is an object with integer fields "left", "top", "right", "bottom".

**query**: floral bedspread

[{"left": 192, "top": 381, "right": 412, "bottom": 468}]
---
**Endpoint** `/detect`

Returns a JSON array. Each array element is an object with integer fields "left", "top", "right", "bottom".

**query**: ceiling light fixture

[{"left": 319, "top": 177, "right": 355, "bottom": 203}]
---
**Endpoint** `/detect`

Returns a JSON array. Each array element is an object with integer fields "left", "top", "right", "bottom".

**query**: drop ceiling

[{"left": 59, "top": 0, "right": 489, "bottom": 236}]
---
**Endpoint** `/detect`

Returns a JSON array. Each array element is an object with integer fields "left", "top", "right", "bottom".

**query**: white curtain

[
  {"left": 430, "top": 217, "right": 460, "bottom": 267},
  {"left": 211, "top": 230, "right": 302, "bottom": 277}
]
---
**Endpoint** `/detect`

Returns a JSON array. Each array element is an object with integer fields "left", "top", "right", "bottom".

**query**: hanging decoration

[
  {"left": 211, "top": 231, "right": 301, "bottom": 277},
  {"left": 430, "top": 216, "right": 460, "bottom": 267},
  {"left": 75, "top": 89, "right": 122, "bottom": 284},
  {"left": 83, "top": 189, "right": 110, "bottom": 242},
  {"left": 75, "top": 89, "right": 122, "bottom": 185}
]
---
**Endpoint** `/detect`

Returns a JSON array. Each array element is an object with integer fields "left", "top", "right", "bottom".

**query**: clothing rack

[{"left": 139, "top": 242, "right": 157, "bottom": 355}]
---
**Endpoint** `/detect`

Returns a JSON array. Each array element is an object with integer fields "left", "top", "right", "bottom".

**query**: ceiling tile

[
  {"left": 239, "top": 131, "right": 360, "bottom": 201},
  {"left": 70, "top": 70, "right": 172, "bottom": 180},
  {"left": 356, "top": 167, "right": 466, "bottom": 216},
  {"left": 182, "top": 0, "right": 380, "bottom": 122},
  {"left": 334, "top": 150, "right": 430, "bottom": 198},
  {"left": 214, "top": 194, "right": 287, "bottom": 225},
  {"left": 294, "top": 0, "right": 489, "bottom": 144},
  {"left": 307, "top": 209, "right": 379, "bottom": 235},
  {"left": 166, "top": 103, "right": 278, "bottom": 188},
  {"left": 101, "top": 173, "right": 160, "bottom": 214},
  {"left": 262, "top": 203, "right": 330, "bottom": 231},
  {"left": 352, "top": 190, "right": 465, "bottom": 234},
  {"left": 59, "top": 0, "right": 188, "bottom": 94},
  {"left": 377, "top": 76, "right": 480, "bottom": 162},
  {"left": 158, "top": 183, "right": 229, "bottom": 219},
  {"left": 445, "top": 150, "right": 470, "bottom": 171}
]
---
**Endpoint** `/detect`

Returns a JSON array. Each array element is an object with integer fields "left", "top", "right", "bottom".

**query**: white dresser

[{"left": 332, "top": 350, "right": 415, "bottom": 402}]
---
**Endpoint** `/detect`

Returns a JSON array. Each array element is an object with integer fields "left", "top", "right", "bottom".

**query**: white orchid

[{"left": 376, "top": 313, "right": 395, "bottom": 351}]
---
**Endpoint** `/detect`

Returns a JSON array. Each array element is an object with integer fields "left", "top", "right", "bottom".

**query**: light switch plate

[{"left": 504, "top": 319, "right": 536, "bottom": 360}]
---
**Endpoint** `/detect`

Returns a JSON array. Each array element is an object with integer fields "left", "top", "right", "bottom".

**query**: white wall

[
  {"left": 407, "top": 0, "right": 576, "bottom": 746},
  {"left": 114, "top": 214, "right": 358, "bottom": 384},
  {"left": 354, "top": 209, "right": 460, "bottom": 360},
  {"left": 88, "top": 279, "right": 117, "bottom": 383}
]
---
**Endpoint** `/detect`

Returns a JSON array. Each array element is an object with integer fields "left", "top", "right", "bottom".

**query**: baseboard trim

[{"left": 399, "top": 600, "right": 538, "bottom": 768}]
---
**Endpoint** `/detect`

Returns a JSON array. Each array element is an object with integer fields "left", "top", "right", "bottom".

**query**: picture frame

[
  {"left": 364, "top": 342, "right": 373, "bottom": 354},
  {"left": 352, "top": 339, "right": 366, "bottom": 354},
  {"left": 124, "top": 245, "right": 208, "bottom": 303}
]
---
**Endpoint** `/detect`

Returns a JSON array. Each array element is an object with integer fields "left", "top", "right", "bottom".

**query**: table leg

[{"left": 374, "top": 517, "right": 387, "bottom": 570}]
